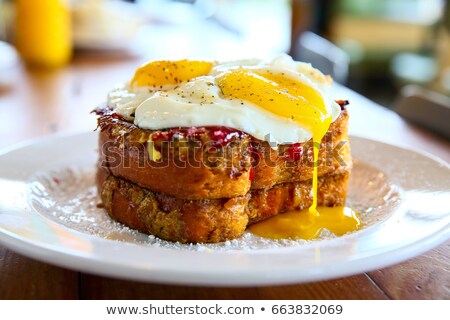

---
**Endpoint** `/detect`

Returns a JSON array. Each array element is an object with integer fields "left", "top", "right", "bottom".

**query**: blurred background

[{"left": 0, "top": 0, "right": 449, "bottom": 138}]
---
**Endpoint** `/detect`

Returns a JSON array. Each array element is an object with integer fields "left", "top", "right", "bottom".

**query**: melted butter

[
  {"left": 147, "top": 133, "right": 162, "bottom": 162},
  {"left": 248, "top": 206, "right": 362, "bottom": 240},
  {"left": 147, "top": 142, "right": 161, "bottom": 162}
]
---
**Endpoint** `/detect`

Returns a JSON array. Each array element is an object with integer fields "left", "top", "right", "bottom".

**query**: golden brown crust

[
  {"left": 97, "top": 168, "right": 249, "bottom": 243},
  {"left": 251, "top": 111, "right": 351, "bottom": 189},
  {"left": 97, "top": 169, "right": 349, "bottom": 243},
  {"left": 97, "top": 112, "right": 252, "bottom": 200},
  {"left": 247, "top": 172, "right": 349, "bottom": 224},
  {"left": 96, "top": 108, "right": 350, "bottom": 200}
]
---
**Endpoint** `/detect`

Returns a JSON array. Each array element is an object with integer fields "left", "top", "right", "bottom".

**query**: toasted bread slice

[
  {"left": 96, "top": 107, "right": 350, "bottom": 200},
  {"left": 97, "top": 169, "right": 349, "bottom": 243}
]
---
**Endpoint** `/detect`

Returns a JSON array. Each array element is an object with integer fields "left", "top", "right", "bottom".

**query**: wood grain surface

[{"left": 0, "top": 52, "right": 449, "bottom": 300}]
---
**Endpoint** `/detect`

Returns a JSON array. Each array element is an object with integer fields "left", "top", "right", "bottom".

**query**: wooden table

[{"left": 0, "top": 52, "right": 449, "bottom": 300}]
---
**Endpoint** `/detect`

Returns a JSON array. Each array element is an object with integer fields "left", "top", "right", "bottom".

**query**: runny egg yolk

[
  {"left": 248, "top": 206, "right": 361, "bottom": 240},
  {"left": 131, "top": 59, "right": 213, "bottom": 87},
  {"left": 216, "top": 69, "right": 332, "bottom": 216}
]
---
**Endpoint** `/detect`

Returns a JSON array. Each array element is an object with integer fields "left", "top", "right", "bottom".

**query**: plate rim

[{"left": 0, "top": 132, "right": 449, "bottom": 286}]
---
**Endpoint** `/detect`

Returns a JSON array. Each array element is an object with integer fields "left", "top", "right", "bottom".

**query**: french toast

[
  {"left": 95, "top": 55, "right": 353, "bottom": 243},
  {"left": 96, "top": 106, "right": 350, "bottom": 200},
  {"left": 97, "top": 168, "right": 349, "bottom": 243}
]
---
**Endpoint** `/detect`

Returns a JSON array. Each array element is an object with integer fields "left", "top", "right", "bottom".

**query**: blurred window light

[
  {"left": 338, "top": 0, "right": 445, "bottom": 25},
  {"left": 133, "top": 0, "right": 291, "bottom": 60}
]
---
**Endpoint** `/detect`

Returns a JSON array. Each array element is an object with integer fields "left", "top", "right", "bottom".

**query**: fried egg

[{"left": 108, "top": 54, "right": 341, "bottom": 146}]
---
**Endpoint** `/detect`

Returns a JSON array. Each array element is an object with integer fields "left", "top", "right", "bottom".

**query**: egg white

[{"left": 108, "top": 54, "right": 341, "bottom": 145}]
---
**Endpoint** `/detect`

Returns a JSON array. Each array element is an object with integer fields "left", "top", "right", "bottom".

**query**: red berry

[{"left": 286, "top": 143, "right": 303, "bottom": 161}]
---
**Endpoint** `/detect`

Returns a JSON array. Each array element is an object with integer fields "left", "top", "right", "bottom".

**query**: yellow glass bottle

[{"left": 15, "top": 0, "right": 72, "bottom": 68}]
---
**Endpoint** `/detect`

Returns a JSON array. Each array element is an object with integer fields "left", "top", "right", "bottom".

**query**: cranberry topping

[
  {"left": 249, "top": 167, "right": 254, "bottom": 181},
  {"left": 151, "top": 130, "right": 176, "bottom": 142},
  {"left": 209, "top": 127, "right": 241, "bottom": 147},
  {"left": 150, "top": 126, "right": 242, "bottom": 144},
  {"left": 186, "top": 126, "right": 207, "bottom": 139},
  {"left": 285, "top": 143, "right": 303, "bottom": 161}
]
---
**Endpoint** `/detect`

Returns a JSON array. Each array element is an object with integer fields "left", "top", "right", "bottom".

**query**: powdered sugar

[{"left": 27, "top": 160, "right": 400, "bottom": 251}]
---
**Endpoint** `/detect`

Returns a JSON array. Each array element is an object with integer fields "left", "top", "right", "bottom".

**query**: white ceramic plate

[{"left": 0, "top": 133, "right": 448, "bottom": 286}]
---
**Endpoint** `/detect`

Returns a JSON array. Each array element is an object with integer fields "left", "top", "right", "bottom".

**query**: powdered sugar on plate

[{"left": 27, "top": 160, "right": 401, "bottom": 251}]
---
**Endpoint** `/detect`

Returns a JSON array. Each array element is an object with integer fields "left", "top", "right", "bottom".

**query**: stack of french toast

[{"left": 95, "top": 103, "right": 351, "bottom": 243}]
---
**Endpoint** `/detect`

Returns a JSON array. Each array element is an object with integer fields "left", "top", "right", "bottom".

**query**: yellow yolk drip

[
  {"left": 147, "top": 134, "right": 162, "bottom": 162},
  {"left": 216, "top": 69, "right": 332, "bottom": 216},
  {"left": 131, "top": 59, "right": 213, "bottom": 87},
  {"left": 248, "top": 206, "right": 361, "bottom": 240}
]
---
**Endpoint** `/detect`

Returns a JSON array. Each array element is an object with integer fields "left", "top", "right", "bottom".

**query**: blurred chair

[
  {"left": 394, "top": 85, "right": 450, "bottom": 139},
  {"left": 292, "top": 31, "right": 350, "bottom": 84}
]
